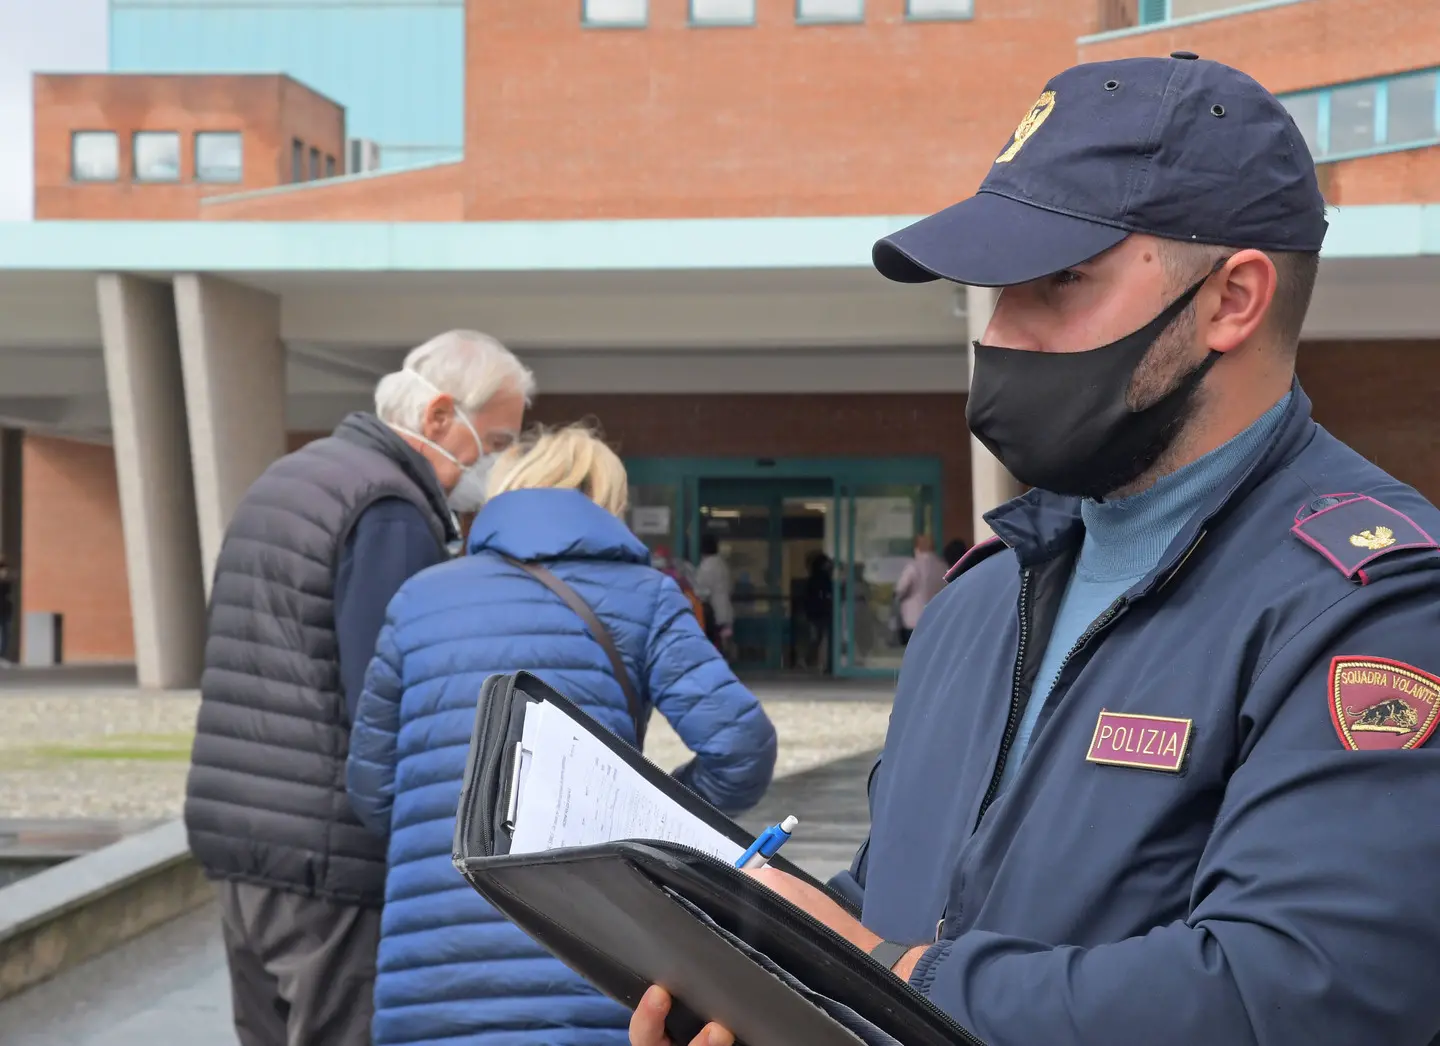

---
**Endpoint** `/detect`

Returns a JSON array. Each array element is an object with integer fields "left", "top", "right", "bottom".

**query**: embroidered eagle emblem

[{"left": 1349, "top": 526, "right": 1396, "bottom": 551}]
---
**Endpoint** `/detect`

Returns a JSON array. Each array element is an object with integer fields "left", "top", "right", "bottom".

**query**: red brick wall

[
  {"left": 463, "top": 0, "right": 1091, "bottom": 220},
  {"left": 34, "top": 74, "right": 345, "bottom": 220},
  {"left": 279, "top": 77, "right": 348, "bottom": 185},
  {"left": 20, "top": 436, "right": 133, "bottom": 662},
  {"left": 528, "top": 393, "right": 976, "bottom": 546},
  {"left": 1315, "top": 148, "right": 1440, "bottom": 206},
  {"left": 202, "top": 162, "right": 464, "bottom": 221},
  {"left": 1078, "top": 0, "right": 1440, "bottom": 94},
  {"left": 1299, "top": 341, "right": 1440, "bottom": 503}
]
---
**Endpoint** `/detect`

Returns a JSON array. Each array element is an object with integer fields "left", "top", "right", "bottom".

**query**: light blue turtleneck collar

[
  {"left": 996, "top": 390, "right": 1294, "bottom": 793},
  {"left": 1075, "top": 391, "right": 1293, "bottom": 583}
]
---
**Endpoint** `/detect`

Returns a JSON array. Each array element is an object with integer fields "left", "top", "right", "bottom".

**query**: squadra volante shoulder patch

[{"left": 1330, "top": 657, "right": 1440, "bottom": 751}]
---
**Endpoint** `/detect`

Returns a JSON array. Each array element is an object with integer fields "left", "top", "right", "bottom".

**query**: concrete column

[
  {"left": 0, "top": 427, "right": 21, "bottom": 662},
  {"left": 966, "top": 285, "right": 1025, "bottom": 543},
  {"left": 173, "top": 275, "right": 286, "bottom": 594},
  {"left": 96, "top": 275, "right": 207, "bottom": 688}
]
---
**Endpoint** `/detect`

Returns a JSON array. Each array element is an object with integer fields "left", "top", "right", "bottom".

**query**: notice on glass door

[{"left": 631, "top": 506, "right": 672, "bottom": 536}]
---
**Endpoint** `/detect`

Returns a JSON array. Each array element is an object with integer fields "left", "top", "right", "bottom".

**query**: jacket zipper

[
  {"left": 973, "top": 568, "right": 1032, "bottom": 829},
  {"left": 1051, "top": 597, "right": 1127, "bottom": 691}
]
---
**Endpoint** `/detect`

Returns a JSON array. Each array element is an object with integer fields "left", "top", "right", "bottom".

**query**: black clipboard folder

[{"left": 451, "top": 672, "right": 985, "bottom": 1046}]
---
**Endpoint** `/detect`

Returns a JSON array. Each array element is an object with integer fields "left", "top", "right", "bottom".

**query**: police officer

[{"left": 628, "top": 55, "right": 1440, "bottom": 1046}]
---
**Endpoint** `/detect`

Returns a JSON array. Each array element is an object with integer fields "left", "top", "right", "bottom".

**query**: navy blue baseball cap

[{"left": 874, "top": 53, "right": 1328, "bottom": 287}]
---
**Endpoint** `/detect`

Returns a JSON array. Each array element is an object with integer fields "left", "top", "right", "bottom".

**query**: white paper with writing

[{"left": 508, "top": 701, "right": 746, "bottom": 865}]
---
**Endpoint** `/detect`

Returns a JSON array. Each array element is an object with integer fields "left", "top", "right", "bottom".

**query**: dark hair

[
  {"left": 942, "top": 539, "right": 969, "bottom": 565},
  {"left": 1160, "top": 240, "right": 1319, "bottom": 353},
  {"left": 701, "top": 534, "right": 720, "bottom": 556},
  {"left": 1268, "top": 250, "right": 1321, "bottom": 352}
]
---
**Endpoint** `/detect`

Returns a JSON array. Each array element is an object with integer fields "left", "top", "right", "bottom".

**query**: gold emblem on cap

[
  {"left": 1350, "top": 526, "right": 1396, "bottom": 551},
  {"left": 995, "top": 90, "right": 1056, "bottom": 164}
]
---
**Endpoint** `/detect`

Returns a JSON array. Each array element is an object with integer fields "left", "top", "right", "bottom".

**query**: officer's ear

[{"left": 1202, "top": 249, "right": 1277, "bottom": 354}]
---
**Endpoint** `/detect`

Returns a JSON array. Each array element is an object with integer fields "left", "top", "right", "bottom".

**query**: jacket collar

[
  {"left": 468, "top": 488, "right": 651, "bottom": 564},
  {"left": 986, "top": 378, "right": 1317, "bottom": 589},
  {"left": 331, "top": 412, "right": 460, "bottom": 543}
]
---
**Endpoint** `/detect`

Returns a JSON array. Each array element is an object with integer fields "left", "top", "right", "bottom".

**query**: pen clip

[{"left": 502, "top": 741, "right": 524, "bottom": 831}]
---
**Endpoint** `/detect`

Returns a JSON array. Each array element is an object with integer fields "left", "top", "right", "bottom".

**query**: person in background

[
  {"left": 184, "top": 329, "right": 532, "bottom": 1046},
  {"left": 347, "top": 423, "right": 777, "bottom": 1046},
  {"left": 941, "top": 538, "right": 969, "bottom": 569},
  {"left": 893, "top": 534, "right": 948, "bottom": 645},
  {"left": 694, "top": 533, "right": 735, "bottom": 650},
  {"left": 653, "top": 544, "right": 706, "bottom": 624},
  {"left": 802, "top": 552, "right": 834, "bottom": 672}
]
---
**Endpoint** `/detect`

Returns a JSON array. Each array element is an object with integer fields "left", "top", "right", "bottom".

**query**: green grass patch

[{"left": 1, "top": 732, "right": 195, "bottom": 766}]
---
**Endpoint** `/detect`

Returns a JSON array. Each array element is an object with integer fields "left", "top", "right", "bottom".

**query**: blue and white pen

[{"left": 735, "top": 815, "right": 798, "bottom": 870}]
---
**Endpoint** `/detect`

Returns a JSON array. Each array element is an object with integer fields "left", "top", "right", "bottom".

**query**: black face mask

[{"left": 966, "top": 274, "right": 1220, "bottom": 500}]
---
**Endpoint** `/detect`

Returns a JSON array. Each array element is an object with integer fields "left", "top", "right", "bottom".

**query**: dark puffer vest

[{"left": 183, "top": 412, "right": 458, "bottom": 906}]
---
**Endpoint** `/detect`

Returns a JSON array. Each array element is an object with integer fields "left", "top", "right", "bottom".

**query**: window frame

[
  {"left": 582, "top": 0, "right": 648, "bottom": 28},
  {"left": 70, "top": 130, "right": 120, "bottom": 183},
  {"left": 1137, "top": 0, "right": 1170, "bottom": 24},
  {"left": 904, "top": 0, "right": 973, "bottom": 20},
  {"left": 1280, "top": 67, "right": 1440, "bottom": 165},
  {"left": 132, "top": 130, "right": 182, "bottom": 183},
  {"left": 291, "top": 138, "right": 305, "bottom": 183},
  {"left": 193, "top": 130, "right": 244, "bottom": 184},
  {"left": 689, "top": 0, "right": 756, "bottom": 25},
  {"left": 325, "top": 154, "right": 336, "bottom": 179},
  {"left": 795, "top": 0, "right": 865, "bottom": 24}
]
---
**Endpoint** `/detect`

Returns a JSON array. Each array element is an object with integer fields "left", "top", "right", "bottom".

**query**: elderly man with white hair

[{"left": 184, "top": 330, "right": 532, "bottom": 1046}]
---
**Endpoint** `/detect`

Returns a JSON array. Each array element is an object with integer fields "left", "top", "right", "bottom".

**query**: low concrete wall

[{"left": 0, "top": 820, "right": 212, "bottom": 1000}]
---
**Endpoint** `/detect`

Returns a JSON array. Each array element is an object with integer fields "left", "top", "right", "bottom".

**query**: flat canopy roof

[{"left": 0, "top": 206, "right": 1437, "bottom": 273}]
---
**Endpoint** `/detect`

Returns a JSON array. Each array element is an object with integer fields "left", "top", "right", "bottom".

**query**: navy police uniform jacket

[{"left": 835, "top": 385, "right": 1440, "bottom": 1046}]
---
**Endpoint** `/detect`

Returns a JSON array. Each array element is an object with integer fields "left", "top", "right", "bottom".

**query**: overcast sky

[{"left": 0, "top": 0, "right": 109, "bottom": 221}]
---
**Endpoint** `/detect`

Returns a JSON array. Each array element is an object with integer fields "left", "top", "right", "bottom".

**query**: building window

[
  {"left": 1137, "top": 0, "right": 1169, "bottom": 21},
  {"left": 797, "top": 0, "right": 863, "bottom": 22},
  {"left": 71, "top": 131, "right": 118, "bottom": 182},
  {"left": 309, "top": 146, "right": 320, "bottom": 181},
  {"left": 292, "top": 138, "right": 304, "bottom": 182},
  {"left": 906, "top": 0, "right": 972, "bottom": 17},
  {"left": 1327, "top": 82, "right": 1378, "bottom": 156},
  {"left": 584, "top": 0, "right": 647, "bottom": 25},
  {"left": 1386, "top": 70, "right": 1439, "bottom": 147},
  {"left": 194, "top": 132, "right": 243, "bottom": 183},
  {"left": 691, "top": 0, "right": 754, "bottom": 23},
  {"left": 1281, "top": 93, "right": 1321, "bottom": 158},
  {"left": 1282, "top": 68, "right": 1440, "bottom": 162},
  {"left": 133, "top": 131, "right": 181, "bottom": 182},
  {"left": 325, "top": 154, "right": 336, "bottom": 178}
]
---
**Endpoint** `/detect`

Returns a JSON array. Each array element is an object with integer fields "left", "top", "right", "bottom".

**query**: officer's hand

[
  {"left": 746, "top": 866, "right": 881, "bottom": 951},
  {"left": 747, "top": 867, "right": 926, "bottom": 979},
  {"left": 630, "top": 985, "right": 733, "bottom": 1046}
]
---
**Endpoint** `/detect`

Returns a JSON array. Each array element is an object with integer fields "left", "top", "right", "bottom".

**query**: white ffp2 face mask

[
  {"left": 392, "top": 414, "right": 493, "bottom": 513},
  {"left": 390, "top": 370, "right": 517, "bottom": 513},
  {"left": 445, "top": 453, "right": 493, "bottom": 514}
]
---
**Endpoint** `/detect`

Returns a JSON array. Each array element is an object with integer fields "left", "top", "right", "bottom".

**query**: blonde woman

[{"left": 347, "top": 423, "right": 777, "bottom": 1046}]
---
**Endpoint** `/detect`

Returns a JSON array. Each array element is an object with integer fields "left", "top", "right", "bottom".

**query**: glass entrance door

[
  {"left": 696, "top": 478, "right": 832, "bottom": 672},
  {"left": 834, "top": 483, "right": 937, "bottom": 676}
]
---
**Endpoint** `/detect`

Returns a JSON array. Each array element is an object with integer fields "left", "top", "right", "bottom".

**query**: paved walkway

[
  {"left": 0, "top": 749, "right": 879, "bottom": 1044},
  {"left": 0, "top": 670, "right": 893, "bottom": 820}
]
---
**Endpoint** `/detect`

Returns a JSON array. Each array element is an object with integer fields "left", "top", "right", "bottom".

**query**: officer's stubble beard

[{"left": 1100, "top": 299, "right": 1212, "bottom": 501}]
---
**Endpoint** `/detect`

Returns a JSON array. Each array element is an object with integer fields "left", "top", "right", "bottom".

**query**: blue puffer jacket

[{"left": 347, "top": 487, "right": 778, "bottom": 1046}]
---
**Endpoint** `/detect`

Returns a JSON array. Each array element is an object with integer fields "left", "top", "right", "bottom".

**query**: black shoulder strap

[{"left": 501, "top": 556, "right": 648, "bottom": 747}]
